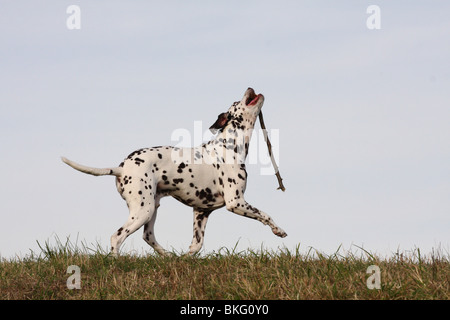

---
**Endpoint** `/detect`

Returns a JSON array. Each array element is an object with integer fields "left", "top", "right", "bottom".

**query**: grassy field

[{"left": 0, "top": 239, "right": 449, "bottom": 300}]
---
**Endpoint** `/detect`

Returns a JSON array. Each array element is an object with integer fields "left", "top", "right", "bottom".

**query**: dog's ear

[{"left": 209, "top": 112, "right": 229, "bottom": 134}]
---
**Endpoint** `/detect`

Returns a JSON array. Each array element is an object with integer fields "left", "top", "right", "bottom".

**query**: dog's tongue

[
  {"left": 245, "top": 88, "right": 261, "bottom": 106},
  {"left": 248, "top": 94, "right": 261, "bottom": 106}
]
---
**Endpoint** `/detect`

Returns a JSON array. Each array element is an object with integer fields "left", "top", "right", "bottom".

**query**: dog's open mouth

[{"left": 245, "top": 88, "right": 261, "bottom": 106}]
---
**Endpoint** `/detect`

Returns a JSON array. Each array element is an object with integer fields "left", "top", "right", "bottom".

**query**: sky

[{"left": 0, "top": 1, "right": 449, "bottom": 259}]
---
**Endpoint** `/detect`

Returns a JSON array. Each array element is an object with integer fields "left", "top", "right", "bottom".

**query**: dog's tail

[{"left": 61, "top": 157, "right": 123, "bottom": 177}]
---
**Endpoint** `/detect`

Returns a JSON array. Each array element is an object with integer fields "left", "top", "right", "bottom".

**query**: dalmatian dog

[{"left": 62, "top": 88, "right": 287, "bottom": 256}]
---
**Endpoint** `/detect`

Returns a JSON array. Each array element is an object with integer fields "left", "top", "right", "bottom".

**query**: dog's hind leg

[
  {"left": 142, "top": 213, "right": 166, "bottom": 255},
  {"left": 110, "top": 204, "right": 155, "bottom": 256},
  {"left": 142, "top": 194, "right": 168, "bottom": 255},
  {"left": 111, "top": 179, "right": 157, "bottom": 256}
]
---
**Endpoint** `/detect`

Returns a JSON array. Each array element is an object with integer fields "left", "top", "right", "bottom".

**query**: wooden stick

[{"left": 258, "top": 110, "right": 286, "bottom": 192}]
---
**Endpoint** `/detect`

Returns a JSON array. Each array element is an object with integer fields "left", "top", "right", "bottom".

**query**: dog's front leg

[
  {"left": 188, "top": 208, "right": 212, "bottom": 255},
  {"left": 225, "top": 198, "right": 287, "bottom": 238}
]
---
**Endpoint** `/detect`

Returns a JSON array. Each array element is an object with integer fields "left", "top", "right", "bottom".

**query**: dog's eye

[{"left": 232, "top": 101, "right": 239, "bottom": 107}]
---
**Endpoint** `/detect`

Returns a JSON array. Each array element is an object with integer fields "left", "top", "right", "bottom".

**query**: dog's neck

[{"left": 203, "top": 115, "right": 257, "bottom": 166}]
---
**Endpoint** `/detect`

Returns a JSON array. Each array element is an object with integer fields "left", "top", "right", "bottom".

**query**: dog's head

[{"left": 209, "top": 88, "right": 264, "bottom": 134}]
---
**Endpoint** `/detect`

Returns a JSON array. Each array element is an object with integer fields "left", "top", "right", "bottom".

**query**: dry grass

[{"left": 0, "top": 239, "right": 449, "bottom": 300}]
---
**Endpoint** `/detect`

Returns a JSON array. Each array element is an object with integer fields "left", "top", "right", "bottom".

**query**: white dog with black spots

[{"left": 62, "top": 88, "right": 287, "bottom": 256}]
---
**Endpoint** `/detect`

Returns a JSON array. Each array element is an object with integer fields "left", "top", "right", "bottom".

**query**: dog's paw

[{"left": 272, "top": 227, "right": 287, "bottom": 238}]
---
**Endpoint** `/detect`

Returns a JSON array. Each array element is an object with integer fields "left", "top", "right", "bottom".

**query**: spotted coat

[{"left": 62, "top": 88, "right": 287, "bottom": 256}]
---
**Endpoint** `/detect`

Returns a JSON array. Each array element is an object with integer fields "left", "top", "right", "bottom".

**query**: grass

[{"left": 0, "top": 238, "right": 449, "bottom": 300}]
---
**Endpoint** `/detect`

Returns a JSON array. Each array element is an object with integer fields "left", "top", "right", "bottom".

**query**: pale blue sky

[{"left": 1, "top": 1, "right": 449, "bottom": 259}]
